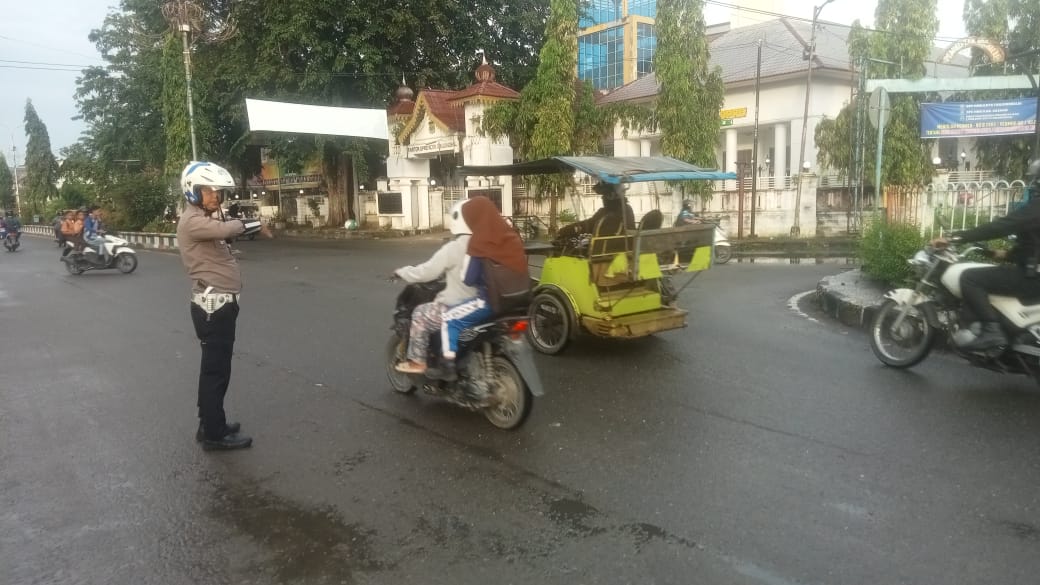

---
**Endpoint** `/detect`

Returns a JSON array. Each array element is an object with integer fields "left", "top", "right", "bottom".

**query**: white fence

[{"left": 22, "top": 225, "right": 179, "bottom": 250}]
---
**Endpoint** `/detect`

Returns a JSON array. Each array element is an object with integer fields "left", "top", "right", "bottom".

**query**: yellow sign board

[{"left": 720, "top": 107, "right": 748, "bottom": 120}]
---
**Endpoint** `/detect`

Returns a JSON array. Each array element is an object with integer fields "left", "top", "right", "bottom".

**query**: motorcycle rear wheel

[
  {"left": 385, "top": 334, "right": 417, "bottom": 394},
  {"left": 869, "top": 299, "right": 935, "bottom": 368},
  {"left": 483, "top": 356, "right": 532, "bottom": 430},
  {"left": 715, "top": 245, "right": 732, "bottom": 264}
]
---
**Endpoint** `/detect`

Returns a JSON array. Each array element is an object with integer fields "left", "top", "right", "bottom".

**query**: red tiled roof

[
  {"left": 420, "top": 89, "right": 466, "bottom": 132},
  {"left": 448, "top": 81, "right": 520, "bottom": 103},
  {"left": 387, "top": 100, "right": 414, "bottom": 116}
]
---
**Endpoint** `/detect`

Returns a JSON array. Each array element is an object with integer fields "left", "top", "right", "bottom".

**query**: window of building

[
  {"left": 636, "top": 23, "right": 656, "bottom": 77},
  {"left": 378, "top": 192, "right": 403, "bottom": 215},
  {"left": 579, "top": 0, "right": 623, "bottom": 28},
  {"left": 628, "top": 0, "right": 656, "bottom": 18},
  {"left": 578, "top": 25, "right": 624, "bottom": 90}
]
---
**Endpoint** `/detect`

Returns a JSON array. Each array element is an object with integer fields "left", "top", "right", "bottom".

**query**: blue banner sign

[{"left": 920, "top": 98, "right": 1037, "bottom": 138}]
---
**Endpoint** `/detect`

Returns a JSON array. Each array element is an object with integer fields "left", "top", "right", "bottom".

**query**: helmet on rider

[
  {"left": 449, "top": 199, "right": 472, "bottom": 236},
  {"left": 1027, "top": 159, "right": 1040, "bottom": 186},
  {"left": 593, "top": 181, "right": 627, "bottom": 204},
  {"left": 180, "top": 161, "right": 236, "bottom": 207}
]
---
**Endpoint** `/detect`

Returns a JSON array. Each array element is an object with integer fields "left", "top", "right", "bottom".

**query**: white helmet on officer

[
  {"left": 449, "top": 199, "right": 472, "bottom": 236},
  {"left": 181, "top": 161, "right": 236, "bottom": 207}
]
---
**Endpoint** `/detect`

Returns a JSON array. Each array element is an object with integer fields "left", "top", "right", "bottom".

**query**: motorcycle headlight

[{"left": 910, "top": 250, "right": 931, "bottom": 266}]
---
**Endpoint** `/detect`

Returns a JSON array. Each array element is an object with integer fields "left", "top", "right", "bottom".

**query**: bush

[
  {"left": 558, "top": 209, "right": 578, "bottom": 224},
  {"left": 859, "top": 219, "right": 924, "bottom": 286}
]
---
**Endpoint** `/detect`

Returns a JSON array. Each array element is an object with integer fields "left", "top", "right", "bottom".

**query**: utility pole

[
  {"left": 750, "top": 38, "right": 763, "bottom": 238},
  {"left": 793, "top": 0, "right": 836, "bottom": 236},
  {"left": 179, "top": 23, "right": 198, "bottom": 160},
  {"left": 11, "top": 145, "right": 20, "bottom": 214},
  {"left": 735, "top": 161, "right": 751, "bottom": 239}
]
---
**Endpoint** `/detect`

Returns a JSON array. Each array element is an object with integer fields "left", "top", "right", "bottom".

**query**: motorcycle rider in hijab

[{"left": 394, "top": 200, "right": 479, "bottom": 375}]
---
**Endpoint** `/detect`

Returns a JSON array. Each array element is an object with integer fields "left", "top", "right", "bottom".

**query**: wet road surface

[{"left": 2, "top": 235, "right": 1040, "bottom": 585}]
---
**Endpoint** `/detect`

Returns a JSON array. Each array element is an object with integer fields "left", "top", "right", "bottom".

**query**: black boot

[
  {"left": 201, "top": 432, "right": 253, "bottom": 451},
  {"left": 960, "top": 322, "right": 1007, "bottom": 351},
  {"left": 196, "top": 421, "right": 241, "bottom": 442}
]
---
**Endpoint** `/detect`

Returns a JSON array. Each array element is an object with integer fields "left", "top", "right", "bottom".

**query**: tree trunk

[
  {"left": 323, "top": 151, "right": 351, "bottom": 227},
  {"left": 548, "top": 191, "right": 559, "bottom": 235}
]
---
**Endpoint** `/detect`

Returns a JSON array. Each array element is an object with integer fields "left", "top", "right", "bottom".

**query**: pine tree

[
  {"left": 23, "top": 99, "right": 59, "bottom": 217},
  {"left": 0, "top": 153, "right": 14, "bottom": 212}
]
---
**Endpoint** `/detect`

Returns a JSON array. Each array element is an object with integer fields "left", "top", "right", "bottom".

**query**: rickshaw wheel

[{"left": 527, "top": 292, "right": 572, "bottom": 355}]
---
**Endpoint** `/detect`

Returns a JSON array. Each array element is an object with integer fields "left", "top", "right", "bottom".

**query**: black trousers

[
  {"left": 960, "top": 265, "right": 1040, "bottom": 323},
  {"left": 190, "top": 302, "right": 239, "bottom": 440}
]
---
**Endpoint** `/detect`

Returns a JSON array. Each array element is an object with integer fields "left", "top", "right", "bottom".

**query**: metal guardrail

[{"left": 21, "top": 225, "right": 179, "bottom": 250}]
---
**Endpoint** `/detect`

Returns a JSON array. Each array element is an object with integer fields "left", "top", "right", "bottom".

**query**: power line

[
  {"left": 0, "top": 59, "right": 95, "bottom": 68},
  {"left": 0, "top": 34, "right": 100, "bottom": 61},
  {"left": 0, "top": 64, "right": 83, "bottom": 72}
]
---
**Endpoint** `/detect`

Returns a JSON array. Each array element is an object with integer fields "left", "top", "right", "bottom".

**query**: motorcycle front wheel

[
  {"left": 483, "top": 356, "right": 532, "bottom": 430},
  {"left": 869, "top": 299, "right": 935, "bottom": 368},
  {"left": 115, "top": 253, "right": 138, "bottom": 274},
  {"left": 64, "top": 259, "right": 84, "bottom": 275},
  {"left": 385, "top": 334, "right": 417, "bottom": 394}
]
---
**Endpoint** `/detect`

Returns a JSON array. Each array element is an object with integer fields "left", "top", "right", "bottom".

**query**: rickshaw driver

[{"left": 555, "top": 181, "right": 636, "bottom": 241}]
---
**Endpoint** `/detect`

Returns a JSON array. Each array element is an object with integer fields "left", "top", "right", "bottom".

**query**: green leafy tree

[
  {"left": 817, "top": 2, "right": 939, "bottom": 194},
  {"left": 483, "top": 0, "right": 579, "bottom": 233},
  {"left": 0, "top": 154, "right": 14, "bottom": 212},
  {"left": 962, "top": 0, "right": 1040, "bottom": 178},
  {"left": 655, "top": 0, "right": 725, "bottom": 198},
  {"left": 23, "top": 99, "right": 59, "bottom": 217}
]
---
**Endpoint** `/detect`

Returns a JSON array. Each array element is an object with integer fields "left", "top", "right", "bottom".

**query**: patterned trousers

[{"left": 406, "top": 302, "right": 444, "bottom": 364}]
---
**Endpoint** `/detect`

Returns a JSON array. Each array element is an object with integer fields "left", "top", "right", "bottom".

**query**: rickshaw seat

[{"left": 638, "top": 210, "right": 664, "bottom": 230}]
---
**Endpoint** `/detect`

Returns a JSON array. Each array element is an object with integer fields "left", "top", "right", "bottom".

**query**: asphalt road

[{"left": 2, "top": 234, "right": 1040, "bottom": 585}]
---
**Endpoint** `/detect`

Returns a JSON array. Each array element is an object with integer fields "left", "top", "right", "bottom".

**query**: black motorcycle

[
  {"left": 385, "top": 281, "right": 544, "bottom": 429},
  {"left": 2, "top": 229, "right": 19, "bottom": 252}
]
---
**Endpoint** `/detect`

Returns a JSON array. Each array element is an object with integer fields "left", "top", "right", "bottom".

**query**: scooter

[
  {"left": 61, "top": 234, "right": 138, "bottom": 275},
  {"left": 385, "top": 281, "right": 544, "bottom": 429}
]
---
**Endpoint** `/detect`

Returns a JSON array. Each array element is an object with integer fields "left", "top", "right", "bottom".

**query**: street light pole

[
  {"left": 11, "top": 144, "right": 20, "bottom": 214},
  {"left": 179, "top": 23, "right": 199, "bottom": 161},
  {"left": 793, "top": 0, "right": 836, "bottom": 236}
]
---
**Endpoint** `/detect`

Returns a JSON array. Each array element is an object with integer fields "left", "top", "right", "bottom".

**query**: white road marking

[{"left": 787, "top": 290, "right": 819, "bottom": 323}]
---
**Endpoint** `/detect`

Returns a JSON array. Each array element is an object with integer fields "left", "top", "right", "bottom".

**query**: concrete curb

[{"left": 815, "top": 269, "right": 887, "bottom": 330}]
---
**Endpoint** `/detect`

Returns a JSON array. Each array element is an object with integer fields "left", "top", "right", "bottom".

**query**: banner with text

[{"left": 920, "top": 98, "right": 1037, "bottom": 138}]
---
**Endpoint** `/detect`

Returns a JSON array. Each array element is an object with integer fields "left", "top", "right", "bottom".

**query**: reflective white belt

[{"left": 191, "top": 286, "right": 239, "bottom": 314}]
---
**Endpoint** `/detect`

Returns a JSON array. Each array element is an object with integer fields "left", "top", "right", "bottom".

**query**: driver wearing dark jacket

[
  {"left": 934, "top": 159, "right": 1040, "bottom": 350},
  {"left": 556, "top": 182, "right": 636, "bottom": 240}
]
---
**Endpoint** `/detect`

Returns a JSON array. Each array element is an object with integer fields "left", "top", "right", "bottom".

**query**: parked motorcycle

[
  {"left": 869, "top": 242, "right": 1040, "bottom": 382},
  {"left": 711, "top": 222, "right": 732, "bottom": 264},
  {"left": 385, "top": 281, "right": 543, "bottom": 429},
  {"left": 1, "top": 228, "right": 19, "bottom": 252},
  {"left": 61, "top": 234, "right": 138, "bottom": 275}
]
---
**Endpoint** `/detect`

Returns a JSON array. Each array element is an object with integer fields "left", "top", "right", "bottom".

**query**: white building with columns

[
  {"left": 377, "top": 59, "right": 520, "bottom": 230},
  {"left": 596, "top": 18, "right": 970, "bottom": 236}
]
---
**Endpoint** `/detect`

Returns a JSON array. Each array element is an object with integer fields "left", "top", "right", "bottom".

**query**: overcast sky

[{"left": 0, "top": 0, "right": 969, "bottom": 166}]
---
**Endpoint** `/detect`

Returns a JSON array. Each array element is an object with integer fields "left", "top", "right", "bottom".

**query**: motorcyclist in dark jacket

[{"left": 933, "top": 159, "right": 1040, "bottom": 350}]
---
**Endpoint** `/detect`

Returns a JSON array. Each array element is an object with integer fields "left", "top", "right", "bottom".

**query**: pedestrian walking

[{"left": 177, "top": 161, "right": 272, "bottom": 450}]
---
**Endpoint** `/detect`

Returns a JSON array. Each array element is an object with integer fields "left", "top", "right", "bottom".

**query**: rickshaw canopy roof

[{"left": 458, "top": 156, "right": 736, "bottom": 184}]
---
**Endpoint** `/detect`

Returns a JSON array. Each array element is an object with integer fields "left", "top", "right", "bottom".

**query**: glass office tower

[{"left": 578, "top": 0, "right": 657, "bottom": 91}]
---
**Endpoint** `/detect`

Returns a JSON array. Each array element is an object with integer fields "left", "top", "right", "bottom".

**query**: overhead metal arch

[{"left": 940, "top": 37, "right": 1006, "bottom": 65}]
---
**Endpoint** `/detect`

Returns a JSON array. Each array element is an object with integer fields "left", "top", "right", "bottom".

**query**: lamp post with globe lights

[{"left": 161, "top": 1, "right": 235, "bottom": 161}]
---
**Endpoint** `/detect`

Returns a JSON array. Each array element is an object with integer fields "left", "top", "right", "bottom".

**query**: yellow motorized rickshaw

[{"left": 460, "top": 156, "right": 735, "bottom": 355}]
